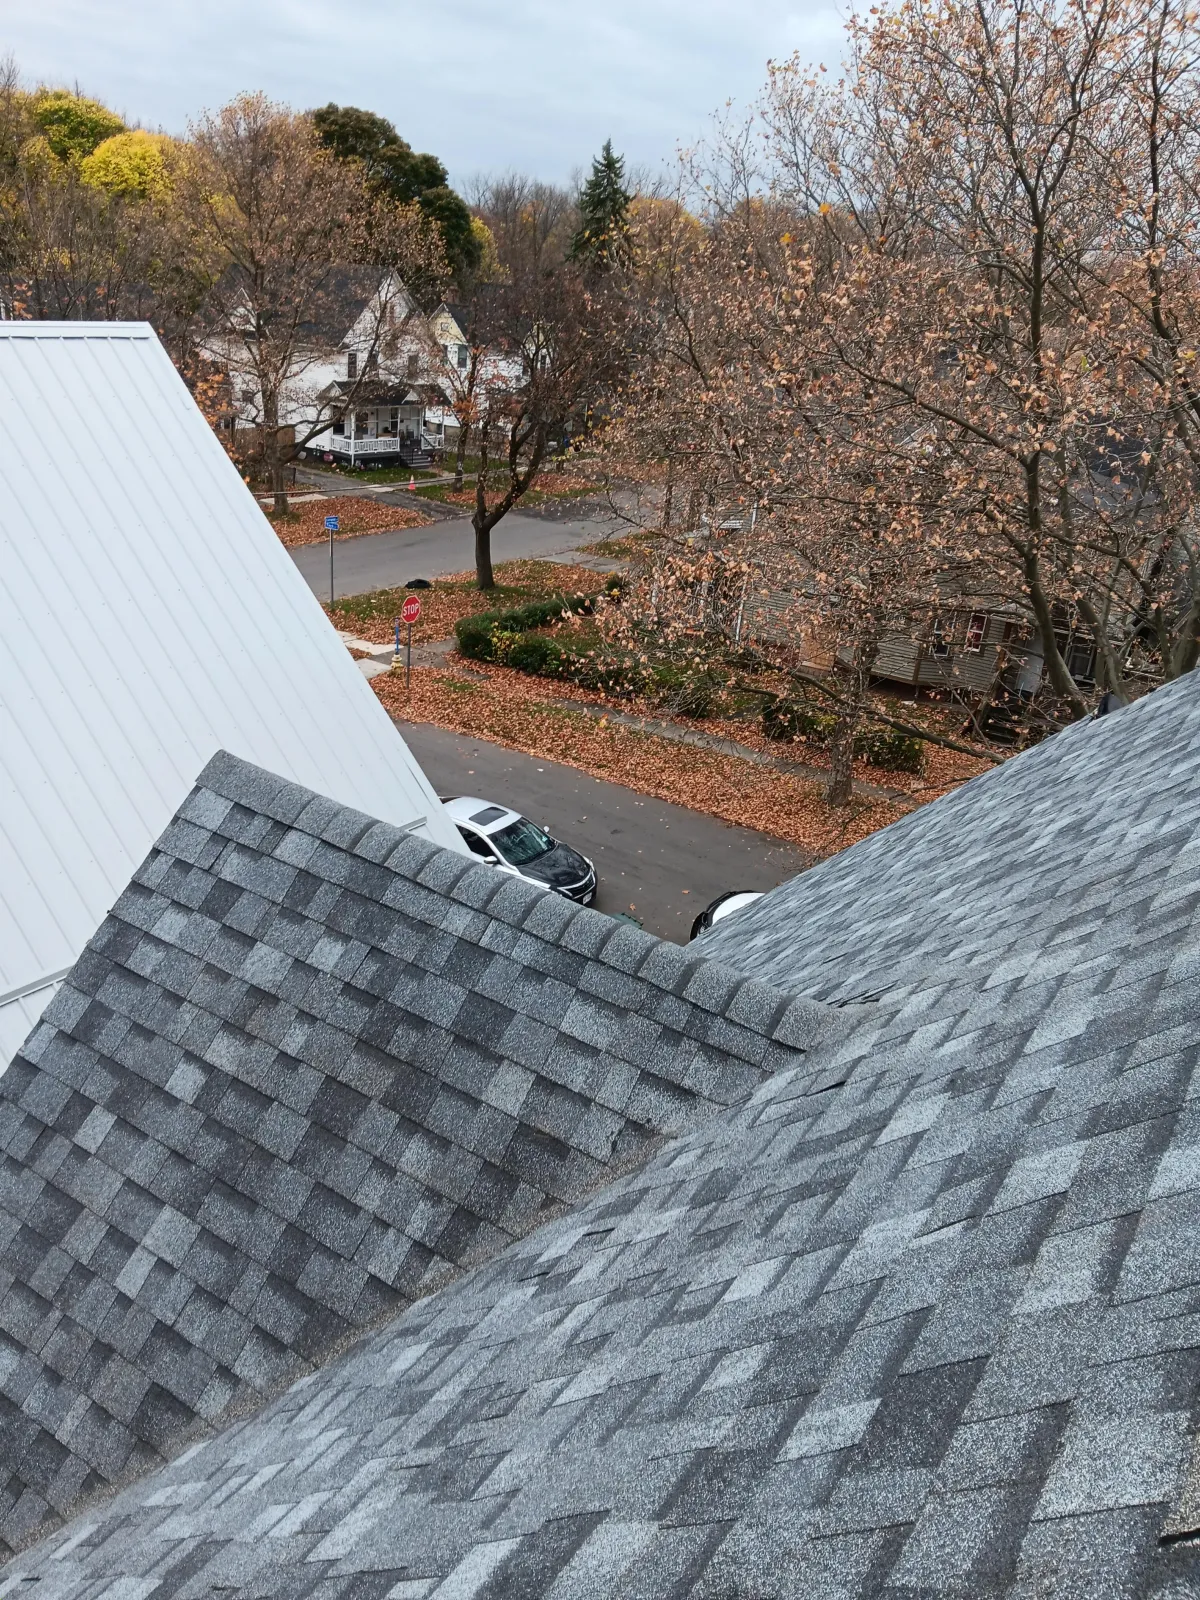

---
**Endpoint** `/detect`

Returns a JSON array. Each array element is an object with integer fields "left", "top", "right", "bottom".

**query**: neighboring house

[
  {"left": 427, "top": 298, "right": 529, "bottom": 452},
  {"left": 4, "top": 669, "right": 1200, "bottom": 1589},
  {"left": 682, "top": 532, "right": 1094, "bottom": 702},
  {"left": 204, "top": 269, "right": 455, "bottom": 470},
  {"left": 0, "top": 319, "right": 464, "bottom": 1069}
]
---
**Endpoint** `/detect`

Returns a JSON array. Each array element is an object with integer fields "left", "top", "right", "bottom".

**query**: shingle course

[
  {"left": 0, "top": 753, "right": 810, "bottom": 1560},
  {"left": 10, "top": 684, "right": 1200, "bottom": 1593}
]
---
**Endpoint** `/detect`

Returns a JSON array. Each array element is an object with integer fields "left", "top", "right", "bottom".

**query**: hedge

[
  {"left": 452, "top": 581, "right": 729, "bottom": 717},
  {"left": 454, "top": 592, "right": 597, "bottom": 662},
  {"left": 762, "top": 697, "right": 925, "bottom": 773}
]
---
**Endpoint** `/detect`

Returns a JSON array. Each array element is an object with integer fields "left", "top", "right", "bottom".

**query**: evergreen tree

[{"left": 571, "top": 140, "right": 631, "bottom": 270}]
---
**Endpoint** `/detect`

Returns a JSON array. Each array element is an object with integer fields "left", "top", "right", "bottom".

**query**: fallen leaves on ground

[
  {"left": 373, "top": 663, "right": 901, "bottom": 857},
  {"left": 418, "top": 474, "right": 600, "bottom": 509},
  {"left": 266, "top": 495, "right": 432, "bottom": 547},
  {"left": 327, "top": 561, "right": 613, "bottom": 645},
  {"left": 432, "top": 643, "right": 994, "bottom": 799}
]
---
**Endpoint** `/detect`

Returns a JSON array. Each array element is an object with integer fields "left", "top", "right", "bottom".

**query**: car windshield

[{"left": 490, "top": 816, "right": 554, "bottom": 866}]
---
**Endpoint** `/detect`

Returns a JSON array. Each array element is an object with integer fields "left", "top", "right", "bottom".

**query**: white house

[
  {"left": 206, "top": 270, "right": 458, "bottom": 470},
  {"left": 0, "top": 320, "right": 466, "bottom": 1068},
  {"left": 425, "top": 299, "right": 532, "bottom": 452}
]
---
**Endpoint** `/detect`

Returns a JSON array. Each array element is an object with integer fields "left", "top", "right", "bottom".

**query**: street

[
  {"left": 397, "top": 722, "right": 811, "bottom": 942},
  {"left": 290, "top": 509, "right": 621, "bottom": 600}
]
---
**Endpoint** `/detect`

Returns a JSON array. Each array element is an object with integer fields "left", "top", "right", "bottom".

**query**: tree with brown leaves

[{"left": 179, "top": 93, "right": 447, "bottom": 513}]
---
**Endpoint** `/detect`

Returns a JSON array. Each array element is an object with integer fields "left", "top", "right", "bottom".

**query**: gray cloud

[{"left": 6, "top": 0, "right": 844, "bottom": 184}]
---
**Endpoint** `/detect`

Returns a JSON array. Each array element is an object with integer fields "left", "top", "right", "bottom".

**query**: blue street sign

[{"left": 325, "top": 515, "right": 340, "bottom": 531}]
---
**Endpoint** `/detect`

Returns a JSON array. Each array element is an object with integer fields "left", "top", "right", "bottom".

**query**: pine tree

[{"left": 571, "top": 140, "right": 631, "bottom": 270}]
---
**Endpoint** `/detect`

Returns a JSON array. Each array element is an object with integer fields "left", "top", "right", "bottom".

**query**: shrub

[
  {"left": 506, "top": 633, "right": 566, "bottom": 675},
  {"left": 454, "top": 592, "right": 601, "bottom": 665},
  {"left": 652, "top": 665, "right": 721, "bottom": 719},
  {"left": 570, "top": 656, "right": 649, "bottom": 696},
  {"left": 854, "top": 727, "right": 925, "bottom": 773},
  {"left": 455, "top": 614, "right": 500, "bottom": 659},
  {"left": 761, "top": 697, "right": 925, "bottom": 772},
  {"left": 454, "top": 591, "right": 598, "bottom": 663},
  {"left": 762, "top": 698, "right": 837, "bottom": 745}
]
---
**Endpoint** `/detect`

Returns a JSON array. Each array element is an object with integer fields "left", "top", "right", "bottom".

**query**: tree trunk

[
  {"left": 826, "top": 711, "right": 858, "bottom": 807},
  {"left": 271, "top": 452, "right": 289, "bottom": 516},
  {"left": 474, "top": 426, "right": 494, "bottom": 589},
  {"left": 826, "top": 641, "right": 878, "bottom": 807},
  {"left": 662, "top": 455, "right": 675, "bottom": 531},
  {"left": 473, "top": 516, "right": 494, "bottom": 590},
  {"left": 263, "top": 411, "right": 289, "bottom": 515},
  {"left": 454, "top": 421, "right": 468, "bottom": 492}
]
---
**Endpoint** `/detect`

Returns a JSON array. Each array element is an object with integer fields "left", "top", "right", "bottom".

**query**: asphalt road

[
  {"left": 291, "top": 510, "right": 621, "bottom": 600},
  {"left": 397, "top": 721, "right": 811, "bottom": 942}
]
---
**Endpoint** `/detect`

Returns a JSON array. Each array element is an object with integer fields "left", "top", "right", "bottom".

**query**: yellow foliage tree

[
  {"left": 81, "top": 130, "right": 175, "bottom": 200},
  {"left": 469, "top": 215, "right": 504, "bottom": 282},
  {"left": 31, "top": 89, "right": 123, "bottom": 161}
]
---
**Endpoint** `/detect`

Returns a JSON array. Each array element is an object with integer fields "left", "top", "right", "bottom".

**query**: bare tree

[
  {"left": 459, "top": 258, "right": 626, "bottom": 589},
  {"left": 179, "top": 93, "right": 447, "bottom": 512},
  {"left": 467, "top": 173, "right": 578, "bottom": 274}
]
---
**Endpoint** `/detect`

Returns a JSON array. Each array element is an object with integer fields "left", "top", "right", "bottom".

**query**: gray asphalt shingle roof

[
  {"left": 5, "top": 676, "right": 1200, "bottom": 1596},
  {"left": 0, "top": 752, "right": 819, "bottom": 1560}
]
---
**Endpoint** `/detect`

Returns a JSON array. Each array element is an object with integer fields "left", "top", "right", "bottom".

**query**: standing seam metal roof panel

[{"left": 0, "top": 320, "right": 464, "bottom": 1065}]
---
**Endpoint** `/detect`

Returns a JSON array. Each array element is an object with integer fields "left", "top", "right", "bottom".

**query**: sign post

[
  {"left": 400, "top": 593, "right": 422, "bottom": 696},
  {"left": 324, "top": 515, "right": 340, "bottom": 609}
]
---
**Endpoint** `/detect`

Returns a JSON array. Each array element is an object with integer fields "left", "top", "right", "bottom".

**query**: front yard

[
  {"left": 265, "top": 494, "right": 433, "bottom": 547},
  {"left": 338, "top": 558, "right": 998, "bottom": 858}
]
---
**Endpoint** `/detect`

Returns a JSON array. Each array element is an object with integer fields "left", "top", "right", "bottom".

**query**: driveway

[
  {"left": 397, "top": 722, "right": 811, "bottom": 942},
  {"left": 290, "top": 510, "right": 622, "bottom": 600}
]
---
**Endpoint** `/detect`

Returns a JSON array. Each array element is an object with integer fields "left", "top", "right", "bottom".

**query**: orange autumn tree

[{"left": 616, "top": 0, "right": 1200, "bottom": 793}]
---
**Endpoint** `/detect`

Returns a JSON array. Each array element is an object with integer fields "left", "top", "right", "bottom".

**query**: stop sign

[{"left": 400, "top": 594, "right": 422, "bottom": 625}]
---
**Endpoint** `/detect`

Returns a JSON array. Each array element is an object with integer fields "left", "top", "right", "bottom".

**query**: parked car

[
  {"left": 689, "top": 890, "right": 763, "bottom": 941},
  {"left": 443, "top": 796, "right": 597, "bottom": 904}
]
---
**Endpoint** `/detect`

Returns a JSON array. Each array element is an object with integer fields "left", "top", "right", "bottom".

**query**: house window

[
  {"left": 354, "top": 411, "right": 368, "bottom": 437},
  {"left": 365, "top": 350, "right": 378, "bottom": 377},
  {"left": 457, "top": 343, "right": 468, "bottom": 370},
  {"left": 930, "top": 616, "right": 951, "bottom": 658},
  {"left": 964, "top": 612, "right": 987, "bottom": 653},
  {"left": 240, "top": 387, "right": 255, "bottom": 404},
  {"left": 346, "top": 351, "right": 358, "bottom": 381},
  {"left": 407, "top": 353, "right": 419, "bottom": 379}
]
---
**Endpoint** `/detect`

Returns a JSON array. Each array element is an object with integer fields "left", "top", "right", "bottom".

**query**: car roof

[
  {"left": 709, "top": 891, "right": 764, "bottom": 924},
  {"left": 441, "top": 795, "right": 523, "bottom": 834}
]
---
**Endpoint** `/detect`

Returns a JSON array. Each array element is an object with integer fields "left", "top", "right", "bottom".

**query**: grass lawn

[
  {"left": 414, "top": 478, "right": 599, "bottom": 509},
  {"left": 266, "top": 495, "right": 432, "bottom": 547},
  {"left": 325, "top": 559, "right": 612, "bottom": 644},
  {"left": 307, "top": 461, "right": 441, "bottom": 484}
]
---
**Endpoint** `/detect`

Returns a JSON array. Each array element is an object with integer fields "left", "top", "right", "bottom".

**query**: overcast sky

[{"left": 5, "top": 0, "right": 845, "bottom": 187}]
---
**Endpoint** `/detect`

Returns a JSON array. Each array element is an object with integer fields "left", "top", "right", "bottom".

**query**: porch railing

[{"left": 328, "top": 435, "right": 407, "bottom": 456}]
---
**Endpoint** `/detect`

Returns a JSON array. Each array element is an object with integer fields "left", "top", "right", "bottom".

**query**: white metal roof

[{"left": 0, "top": 321, "right": 465, "bottom": 1066}]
